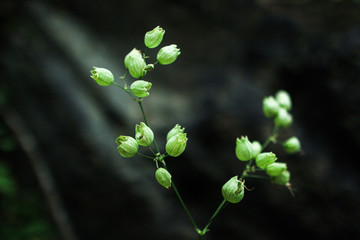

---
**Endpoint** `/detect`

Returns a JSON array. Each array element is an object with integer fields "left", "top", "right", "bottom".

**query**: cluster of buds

[
  {"left": 227, "top": 89, "right": 302, "bottom": 195},
  {"left": 152, "top": 124, "right": 187, "bottom": 189},
  {"left": 115, "top": 122, "right": 154, "bottom": 157},
  {"left": 263, "top": 90, "right": 293, "bottom": 128},
  {"left": 256, "top": 152, "right": 290, "bottom": 185},
  {"left": 124, "top": 25, "right": 180, "bottom": 79}
]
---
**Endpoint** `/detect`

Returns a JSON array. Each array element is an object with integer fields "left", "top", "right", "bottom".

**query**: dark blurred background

[{"left": 1, "top": 0, "right": 360, "bottom": 239}]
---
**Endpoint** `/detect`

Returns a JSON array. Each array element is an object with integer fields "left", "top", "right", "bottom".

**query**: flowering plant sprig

[{"left": 89, "top": 26, "right": 302, "bottom": 239}]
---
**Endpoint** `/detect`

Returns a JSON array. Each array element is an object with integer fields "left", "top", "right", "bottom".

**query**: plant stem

[
  {"left": 113, "top": 82, "right": 137, "bottom": 101},
  {"left": 261, "top": 125, "right": 279, "bottom": 151},
  {"left": 171, "top": 180, "right": 199, "bottom": 232},
  {"left": 136, "top": 100, "right": 198, "bottom": 232},
  {"left": 136, "top": 152, "right": 154, "bottom": 159},
  {"left": 198, "top": 199, "right": 228, "bottom": 239},
  {"left": 138, "top": 101, "right": 161, "bottom": 153},
  {"left": 115, "top": 75, "right": 200, "bottom": 236}
]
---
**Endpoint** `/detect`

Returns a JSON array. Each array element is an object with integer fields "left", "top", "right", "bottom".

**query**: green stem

[
  {"left": 171, "top": 180, "right": 199, "bottom": 232},
  {"left": 113, "top": 82, "right": 137, "bottom": 101},
  {"left": 115, "top": 75, "right": 200, "bottom": 235},
  {"left": 136, "top": 99, "right": 198, "bottom": 232},
  {"left": 198, "top": 199, "right": 228, "bottom": 239},
  {"left": 138, "top": 101, "right": 161, "bottom": 153},
  {"left": 261, "top": 125, "right": 279, "bottom": 151},
  {"left": 136, "top": 152, "right": 154, "bottom": 159}
]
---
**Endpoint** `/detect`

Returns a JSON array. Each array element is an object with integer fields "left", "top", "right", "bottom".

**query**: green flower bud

[
  {"left": 166, "top": 124, "right": 185, "bottom": 141},
  {"left": 271, "top": 170, "right": 290, "bottom": 185},
  {"left": 235, "top": 136, "right": 254, "bottom": 161},
  {"left": 222, "top": 176, "right": 245, "bottom": 204},
  {"left": 130, "top": 80, "right": 152, "bottom": 98},
  {"left": 124, "top": 48, "right": 147, "bottom": 78},
  {"left": 135, "top": 122, "right": 154, "bottom": 146},
  {"left": 275, "top": 90, "right": 292, "bottom": 110},
  {"left": 157, "top": 44, "right": 181, "bottom": 65},
  {"left": 266, "top": 162, "right": 287, "bottom": 176},
  {"left": 90, "top": 67, "right": 114, "bottom": 86},
  {"left": 165, "top": 133, "right": 187, "bottom": 157},
  {"left": 274, "top": 108, "right": 293, "bottom": 128},
  {"left": 252, "top": 141, "right": 262, "bottom": 158},
  {"left": 256, "top": 152, "right": 277, "bottom": 169},
  {"left": 144, "top": 26, "right": 165, "bottom": 49},
  {"left": 283, "top": 136, "right": 301, "bottom": 154},
  {"left": 115, "top": 136, "right": 139, "bottom": 158},
  {"left": 155, "top": 167, "right": 172, "bottom": 189},
  {"left": 263, "top": 96, "right": 280, "bottom": 118}
]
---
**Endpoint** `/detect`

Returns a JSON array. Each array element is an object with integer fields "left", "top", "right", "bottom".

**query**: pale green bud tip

[
  {"left": 275, "top": 108, "right": 293, "bottom": 128},
  {"left": 263, "top": 96, "right": 280, "bottom": 118},
  {"left": 135, "top": 122, "right": 154, "bottom": 146},
  {"left": 124, "top": 48, "right": 147, "bottom": 78},
  {"left": 155, "top": 167, "right": 172, "bottom": 189},
  {"left": 130, "top": 80, "right": 152, "bottom": 98},
  {"left": 115, "top": 136, "right": 139, "bottom": 158},
  {"left": 144, "top": 64, "right": 155, "bottom": 72},
  {"left": 145, "top": 26, "right": 165, "bottom": 49},
  {"left": 283, "top": 137, "right": 301, "bottom": 154},
  {"left": 90, "top": 67, "right": 114, "bottom": 86},
  {"left": 275, "top": 90, "right": 292, "bottom": 110},
  {"left": 235, "top": 136, "right": 254, "bottom": 161},
  {"left": 222, "top": 176, "right": 245, "bottom": 204},
  {"left": 271, "top": 170, "right": 290, "bottom": 185},
  {"left": 165, "top": 133, "right": 188, "bottom": 157},
  {"left": 256, "top": 152, "right": 277, "bottom": 169},
  {"left": 251, "top": 141, "right": 262, "bottom": 158},
  {"left": 266, "top": 162, "right": 287, "bottom": 176},
  {"left": 157, "top": 44, "right": 181, "bottom": 65},
  {"left": 166, "top": 124, "right": 185, "bottom": 141}
]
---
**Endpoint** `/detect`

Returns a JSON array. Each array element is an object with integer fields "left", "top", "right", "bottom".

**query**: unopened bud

[
  {"left": 263, "top": 96, "right": 280, "bottom": 118},
  {"left": 90, "top": 67, "right": 114, "bottom": 86},
  {"left": 271, "top": 170, "right": 290, "bottom": 185},
  {"left": 266, "top": 162, "right": 287, "bottom": 176},
  {"left": 135, "top": 122, "right": 154, "bottom": 146},
  {"left": 155, "top": 167, "right": 172, "bottom": 189},
  {"left": 275, "top": 90, "right": 292, "bottom": 110},
  {"left": 166, "top": 124, "right": 185, "bottom": 141},
  {"left": 235, "top": 136, "right": 254, "bottom": 161},
  {"left": 130, "top": 80, "right": 152, "bottom": 98},
  {"left": 144, "top": 26, "right": 165, "bottom": 48},
  {"left": 165, "top": 133, "right": 187, "bottom": 157},
  {"left": 256, "top": 152, "right": 277, "bottom": 169},
  {"left": 283, "top": 136, "right": 301, "bottom": 154},
  {"left": 157, "top": 44, "right": 181, "bottom": 65},
  {"left": 115, "top": 136, "right": 139, "bottom": 158},
  {"left": 274, "top": 108, "right": 293, "bottom": 128},
  {"left": 124, "top": 48, "right": 147, "bottom": 78},
  {"left": 252, "top": 141, "right": 262, "bottom": 158},
  {"left": 222, "top": 176, "right": 245, "bottom": 204}
]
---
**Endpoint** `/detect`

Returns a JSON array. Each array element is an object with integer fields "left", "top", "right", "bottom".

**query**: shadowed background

[{"left": 1, "top": 0, "right": 360, "bottom": 239}]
